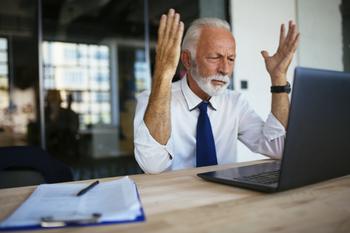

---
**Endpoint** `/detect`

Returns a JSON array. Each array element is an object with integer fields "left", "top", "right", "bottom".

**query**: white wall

[
  {"left": 297, "top": 0, "right": 343, "bottom": 71},
  {"left": 230, "top": 0, "right": 297, "bottom": 162},
  {"left": 229, "top": 0, "right": 343, "bottom": 162}
]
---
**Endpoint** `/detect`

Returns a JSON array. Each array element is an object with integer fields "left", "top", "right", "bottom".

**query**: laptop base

[{"left": 197, "top": 161, "right": 280, "bottom": 193}]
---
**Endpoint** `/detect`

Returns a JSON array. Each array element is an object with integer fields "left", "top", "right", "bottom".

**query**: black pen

[{"left": 76, "top": 180, "right": 99, "bottom": 196}]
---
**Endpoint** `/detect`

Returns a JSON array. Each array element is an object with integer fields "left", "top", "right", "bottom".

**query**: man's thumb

[{"left": 261, "top": 50, "right": 269, "bottom": 59}]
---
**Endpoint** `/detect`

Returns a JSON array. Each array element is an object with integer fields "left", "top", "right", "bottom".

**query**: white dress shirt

[{"left": 134, "top": 76, "right": 286, "bottom": 174}]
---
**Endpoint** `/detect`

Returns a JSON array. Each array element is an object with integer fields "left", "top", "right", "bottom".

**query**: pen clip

[{"left": 40, "top": 213, "right": 101, "bottom": 228}]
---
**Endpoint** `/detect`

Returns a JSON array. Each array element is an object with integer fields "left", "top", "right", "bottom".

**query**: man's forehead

[{"left": 197, "top": 27, "right": 236, "bottom": 53}]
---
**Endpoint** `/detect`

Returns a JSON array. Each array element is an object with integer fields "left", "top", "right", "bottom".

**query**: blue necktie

[{"left": 196, "top": 101, "right": 218, "bottom": 167}]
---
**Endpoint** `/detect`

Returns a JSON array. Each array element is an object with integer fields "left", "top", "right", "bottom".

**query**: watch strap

[{"left": 271, "top": 81, "right": 291, "bottom": 93}]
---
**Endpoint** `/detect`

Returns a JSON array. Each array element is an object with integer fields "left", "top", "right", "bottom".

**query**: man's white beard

[{"left": 190, "top": 63, "right": 231, "bottom": 97}]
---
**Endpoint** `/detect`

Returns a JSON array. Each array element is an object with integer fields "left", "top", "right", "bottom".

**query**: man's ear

[{"left": 181, "top": 50, "right": 192, "bottom": 71}]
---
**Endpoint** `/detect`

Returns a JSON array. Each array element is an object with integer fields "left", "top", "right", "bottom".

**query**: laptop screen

[{"left": 278, "top": 67, "right": 350, "bottom": 190}]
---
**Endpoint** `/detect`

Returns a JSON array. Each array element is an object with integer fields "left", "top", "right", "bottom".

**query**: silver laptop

[{"left": 197, "top": 67, "right": 350, "bottom": 192}]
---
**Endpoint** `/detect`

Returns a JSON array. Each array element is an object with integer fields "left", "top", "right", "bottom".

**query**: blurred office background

[
  {"left": 0, "top": 0, "right": 230, "bottom": 180},
  {"left": 0, "top": 0, "right": 348, "bottom": 180}
]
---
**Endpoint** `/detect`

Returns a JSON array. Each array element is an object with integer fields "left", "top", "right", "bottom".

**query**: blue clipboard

[{"left": 0, "top": 177, "right": 146, "bottom": 231}]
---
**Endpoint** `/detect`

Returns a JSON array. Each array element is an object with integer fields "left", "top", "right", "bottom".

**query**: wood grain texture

[{"left": 0, "top": 160, "right": 349, "bottom": 233}]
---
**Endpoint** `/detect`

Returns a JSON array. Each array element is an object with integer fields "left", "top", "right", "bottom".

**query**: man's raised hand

[
  {"left": 144, "top": 9, "right": 184, "bottom": 145},
  {"left": 261, "top": 21, "right": 300, "bottom": 85},
  {"left": 154, "top": 9, "right": 184, "bottom": 81}
]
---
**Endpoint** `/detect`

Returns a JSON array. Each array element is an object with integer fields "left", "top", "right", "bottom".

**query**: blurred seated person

[{"left": 45, "top": 90, "right": 79, "bottom": 163}]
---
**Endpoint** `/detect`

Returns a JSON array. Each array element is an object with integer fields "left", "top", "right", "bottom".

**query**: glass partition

[
  {"left": 0, "top": 0, "right": 230, "bottom": 180},
  {"left": 0, "top": 0, "right": 39, "bottom": 148}
]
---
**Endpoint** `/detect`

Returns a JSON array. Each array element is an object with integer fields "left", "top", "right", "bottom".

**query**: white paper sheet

[{"left": 0, "top": 176, "right": 143, "bottom": 228}]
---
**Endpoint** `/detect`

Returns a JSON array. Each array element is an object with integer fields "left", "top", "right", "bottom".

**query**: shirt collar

[
  {"left": 209, "top": 94, "right": 219, "bottom": 110},
  {"left": 181, "top": 76, "right": 218, "bottom": 111}
]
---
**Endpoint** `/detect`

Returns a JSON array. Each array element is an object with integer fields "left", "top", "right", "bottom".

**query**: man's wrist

[
  {"left": 271, "top": 78, "right": 287, "bottom": 86},
  {"left": 270, "top": 73, "right": 288, "bottom": 85},
  {"left": 154, "top": 68, "right": 176, "bottom": 82}
]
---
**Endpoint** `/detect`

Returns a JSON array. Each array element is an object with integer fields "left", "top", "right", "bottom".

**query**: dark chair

[{"left": 0, "top": 146, "right": 73, "bottom": 189}]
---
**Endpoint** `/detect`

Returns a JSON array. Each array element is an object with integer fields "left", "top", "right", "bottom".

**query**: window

[{"left": 43, "top": 41, "right": 111, "bottom": 129}]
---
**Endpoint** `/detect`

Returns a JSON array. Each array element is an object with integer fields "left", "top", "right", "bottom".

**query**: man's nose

[{"left": 217, "top": 58, "right": 230, "bottom": 75}]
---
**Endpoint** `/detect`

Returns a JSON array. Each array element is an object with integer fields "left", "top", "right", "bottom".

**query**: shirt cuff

[
  {"left": 137, "top": 121, "right": 175, "bottom": 156},
  {"left": 134, "top": 121, "right": 174, "bottom": 173},
  {"left": 263, "top": 113, "right": 286, "bottom": 141}
]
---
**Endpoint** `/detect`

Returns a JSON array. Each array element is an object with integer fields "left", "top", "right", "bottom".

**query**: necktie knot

[{"left": 198, "top": 101, "right": 209, "bottom": 113}]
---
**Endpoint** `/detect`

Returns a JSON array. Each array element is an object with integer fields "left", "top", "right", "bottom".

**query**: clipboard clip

[{"left": 40, "top": 213, "right": 101, "bottom": 228}]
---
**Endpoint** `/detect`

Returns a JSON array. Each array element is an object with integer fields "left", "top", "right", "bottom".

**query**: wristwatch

[{"left": 270, "top": 82, "right": 291, "bottom": 94}]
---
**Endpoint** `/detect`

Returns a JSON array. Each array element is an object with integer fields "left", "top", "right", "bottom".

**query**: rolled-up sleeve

[
  {"left": 238, "top": 96, "right": 286, "bottom": 159},
  {"left": 133, "top": 92, "right": 173, "bottom": 174}
]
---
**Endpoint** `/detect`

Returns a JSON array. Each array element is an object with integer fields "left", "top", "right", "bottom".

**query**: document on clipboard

[{"left": 0, "top": 176, "right": 145, "bottom": 231}]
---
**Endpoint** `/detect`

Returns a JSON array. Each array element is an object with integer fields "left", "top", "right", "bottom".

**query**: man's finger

[
  {"left": 157, "top": 14, "right": 167, "bottom": 47},
  {"left": 286, "top": 24, "right": 299, "bottom": 50},
  {"left": 174, "top": 21, "right": 184, "bottom": 48},
  {"left": 285, "top": 21, "right": 296, "bottom": 46},
  {"left": 278, "top": 24, "right": 286, "bottom": 49},
  {"left": 290, "top": 25, "right": 299, "bottom": 46},
  {"left": 163, "top": 9, "right": 175, "bottom": 43},
  {"left": 261, "top": 50, "right": 270, "bottom": 60},
  {"left": 290, "top": 33, "right": 300, "bottom": 53},
  {"left": 170, "top": 13, "right": 180, "bottom": 44}
]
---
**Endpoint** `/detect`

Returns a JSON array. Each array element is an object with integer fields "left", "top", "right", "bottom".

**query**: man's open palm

[
  {"left": 261, "top": 21, "right": 300, "bottom": 84},
  {"left": 154, "top": 9, "right": 184, "bottom": 80}
]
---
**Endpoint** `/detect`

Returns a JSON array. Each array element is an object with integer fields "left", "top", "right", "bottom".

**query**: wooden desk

[{"left": 0, "top": 160, "right": 349, "bottom": 233}]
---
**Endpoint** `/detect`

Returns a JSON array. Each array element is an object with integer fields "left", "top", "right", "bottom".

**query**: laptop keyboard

[{"left": 235, "top": 170, "right": 280, "bottom": 185}]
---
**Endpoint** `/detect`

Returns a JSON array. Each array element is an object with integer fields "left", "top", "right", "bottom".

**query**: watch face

[{"left": 285, "top": 86, "right": 291, "bottom": 94}]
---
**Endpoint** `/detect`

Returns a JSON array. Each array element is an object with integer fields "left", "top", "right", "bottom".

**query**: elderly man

[{"left": 134, "top": 9, "right": 299, "bottom": 174}]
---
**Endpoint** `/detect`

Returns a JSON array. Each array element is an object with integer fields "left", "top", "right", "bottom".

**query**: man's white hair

[{"left": 181, "top": 18, "right": 231, "bottom": 60}]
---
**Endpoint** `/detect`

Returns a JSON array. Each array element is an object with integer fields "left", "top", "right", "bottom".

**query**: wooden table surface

[{"left": 0, "top": 160, "right": 349, "bottom": 233}]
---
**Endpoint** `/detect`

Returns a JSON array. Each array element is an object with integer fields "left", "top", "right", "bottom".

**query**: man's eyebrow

[{"left": 206, "top": 54, "right": 220, "bottom": 58}]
